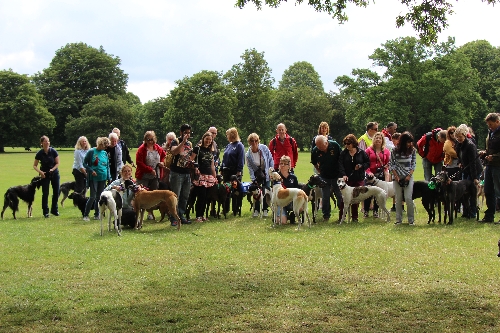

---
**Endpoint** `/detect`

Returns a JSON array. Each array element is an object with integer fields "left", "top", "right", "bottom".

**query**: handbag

[
  {"left": 254, "top": 167, "right": 266, "bottom": 181},
  {"left": 374, "top": 151, "right": 386, "bottom": 179}
]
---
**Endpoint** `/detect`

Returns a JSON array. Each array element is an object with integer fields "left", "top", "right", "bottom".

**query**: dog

[
  {"left": 434, "top": 171, "right": 477, "bottom": 224},
  {"left": 1, "top": 176, "right": 42, "bottom": 219},
  {"left": 206, "top": 175, "right": 228, "bottom": 219},
  {"left": 411, "top": 180, "right": 441, "bottom": 224},
  {"left": 337, "top": 178, "right": 390, "bottom": 224},
  {"left": 68, "top": 191, "right": 87, "bottom": 216},
  {"left": 364, "top": 174, "right": 397, "bottom": 220},
  {"left": 248, "top": 181, "right": 264, "bottom": 218},
  {"left": 477, "top": 180, "right": 485, "bottom": 210},
  {"left": 298, "top": 174, "right": 327, "bottom": 224},
  {"left": 229, "top": 175, "right": 245, "bottom": 216},
  {"left": 268, "top": 169, "right": 311, "bottom": 229},
  {"left": 128, "top": 184, "right": 181, "bottom": 230},
  {"left": 98, "top": 190, "right": 122, "bottom": 236},
  {"left": 59, "top": 181, "right": 76, "bottom": 207}
]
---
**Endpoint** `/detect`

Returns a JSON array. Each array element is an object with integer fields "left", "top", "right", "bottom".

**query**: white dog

[
  {"left": 337, "top": 178, "right": 390, "bottom": 224},
  {"left": 248, "top": 182, "right": 264, "bottom": 218},
  {"left": 98, "top": 190, "right": 122, "bottom": 236},
  {"left": 268, "top": 168, "right": 310, "bottom": 229}
]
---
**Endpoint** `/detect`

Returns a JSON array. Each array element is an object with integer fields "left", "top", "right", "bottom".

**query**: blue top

[
  {"left": 35, "top": 147, "right": 59, "bottom": 173},
  {"left": 222, "top": 141, "right": 245, "bottom": 173},
  {"left": 245, "top": 144, "right": 274, "bottom": 182},
  {"left": 84, "top": 148, "right": 111, "bottom": 182},
  {"left": 72, "top": 149, "right": 89, "bottom": 170}
]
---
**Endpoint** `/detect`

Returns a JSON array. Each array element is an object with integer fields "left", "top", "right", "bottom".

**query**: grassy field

[{"left": 0, "top": 148, "right": 499, "bottom": 332}]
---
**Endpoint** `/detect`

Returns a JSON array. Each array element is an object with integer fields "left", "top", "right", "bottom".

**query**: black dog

[
  {"left": 299, "top": 174, "right": 328, "bottom": 224},
  {"left": 68, "top": 191, "right": 88, "bottom": 217},
  {"left": 434, "top": 171, "right": 477, "bottom": 224},
  {"left": 59, "top": 181, "right": 76, "bottom": 207},
  {"left": 1, "top": 176, "right": 42, "bottom": 219},
  {"left": 412, "top": 180, "right": 441, "bottom": 224},
  {"left": 206, "top": 175, "right": 228, "bottom": 219},
  {"left": 229, "top": 175, "right": 245, "bottom": 216}
]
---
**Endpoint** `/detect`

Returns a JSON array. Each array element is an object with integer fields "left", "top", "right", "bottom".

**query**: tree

[
  {"left": 224, "top": 48, "right": 275, "bottom": 142},
  {"left": 33, "top": 43, "right": 128, "bottom": 146},
  {"left": 273, "top": 62, "right": 332, "bottom": 150},
  {"left": 0, "top": 70, "right": 55, "bottom": 152},
  {"left": 162, "top": 70, "right": 237, "bottom": 143},
  {"left": 65, "top": 95, "right": 136, "bottom": 147},
  {"left": 235, "top": 0, "right": 499, "bottom": 44},
  {"left": 137, "top": 97, "right": 171, "bottom": 146}
]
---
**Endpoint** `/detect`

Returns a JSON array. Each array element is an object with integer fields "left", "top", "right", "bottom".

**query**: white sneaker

[
  {"left": 253, "top": 210, "right": 259, "bottom": 217},
  {"left": 263, "top": 210, "right": 268, "bottom": 217},
  {"left": 83, "top": 216, "right": 90, "bottom": 221}
]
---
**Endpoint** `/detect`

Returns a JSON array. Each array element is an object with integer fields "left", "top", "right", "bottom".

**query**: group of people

[{"left": 31, "top": 112, "right": 500, "bottom": 227}]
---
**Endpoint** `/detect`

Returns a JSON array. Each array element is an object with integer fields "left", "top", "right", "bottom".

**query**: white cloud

[{"left": 127, "top": 79, "right": 176, "bottom": 103}]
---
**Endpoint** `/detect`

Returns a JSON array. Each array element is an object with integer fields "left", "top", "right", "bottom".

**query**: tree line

[{"left": 1, "top": 38, "right": 499, "bottom": 152}]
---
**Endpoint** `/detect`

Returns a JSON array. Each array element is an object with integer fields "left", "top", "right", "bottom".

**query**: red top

[
  {"left": 268, "top": 134, "right": 298, "bottom": 170},
  {"left": 135, "top": 143, "right": 166, "bottom": 180}
]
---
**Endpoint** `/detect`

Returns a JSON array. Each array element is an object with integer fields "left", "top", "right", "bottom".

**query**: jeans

[
  {"left": 321, "top": 177, "right": 342, "bottom": 219},
  {"left": 40, "top": 171, "right": 60, "bottom": 215},
  {"left": 422, "top": 158, "right": 443, "bottom": 181},
  {"left": 393, "top": 177, "right": 415, "bottom": 223},
  {"left": 84, "top": 180, "right": 106, "bottom": 217},
  {"left": 169, "top": 171, "right": 191, "bottom": 219},
  {"left": 483, "top": 165, "right": 500, "bottom": 220}
]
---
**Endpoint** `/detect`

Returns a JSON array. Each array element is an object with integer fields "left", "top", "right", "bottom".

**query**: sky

[{"left": 1, "top": 0, "right": 499, "bottom": 104}]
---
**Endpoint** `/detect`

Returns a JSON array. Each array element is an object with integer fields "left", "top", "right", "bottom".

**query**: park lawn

[{"left": 0, "top": 149, "right": 499, "bottom": 332}]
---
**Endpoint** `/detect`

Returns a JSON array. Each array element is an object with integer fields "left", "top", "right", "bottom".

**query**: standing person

[
  {"left": 269, "top": 123, "right": 298, "bottom": 172},
  {"left": 338, "top": 134, "right": 370, "bottom": 222},
  {"left": 161, "top": 132, "right": 177, "bottom": 185},
  {"left": 417, "top": 127, "right": 446, "bottom": 181},
  {"left": 112, "top": 128, "right": 135, "bottom": 168},
  {"left": 33, "top": 135, "right": 60, "bottom": 218},
  {"left": 455, "top": 124, "right": 482, "bottom": 218},
  {"left": 311, "top": 121, "right": 333, "bottom": 151},
  {"left": 83, "top": 137, "right": 111, "bottom": 221},
  {"left": 358, "top": 122, "right": 379, "bottom": 151},
  {"left": 208, "top": 127, "right": 221, "bottom": 174},
  {"left": 443, "top": 126, "right": 460, "bottom": 181},
  {"left": 170, "top": 124, "right": 194, "bottom": 225},
  {"left": 136, "top": 131, "right": 166, "bottom": 220},
  {"left": 390, "top": 132, "right": 417, "bottom": 225},
  {"left": 276, "top": 155, "right": 299, "bottom": 224},
  {"left": 221, "top": 127, "right": 245, "bottom": 215},
  {"left": 311, "top": 135, "right": 342, "bottom": 222},
  {"left": 390, "top": 132, "right": 401, "bottom": 212},
  {"left": 479, "top": 113, "right": 500, "bottom": 223},
  {"left": 106, "top": 132, "right": 123, "bottom": 181},
  {"left": 246, "top": 133, "right": 274, "bottom": 217},
  {"left": 364, "top": 132, "right": 391, "bottom": 218},
  {"left": 382, "top": 122, "right": 398, "bottom": 150},
  {"left": 72, "top": 136, "right": 90, "bottom": 194},
  {"left": 192, "top": 132, "right": 217, "bottom": 222}
]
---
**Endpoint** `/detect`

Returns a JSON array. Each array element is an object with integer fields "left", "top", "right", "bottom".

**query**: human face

[
  {"left": 373, "top": 135, "right": 383, "bottom": 147},
  {"left": 203, "top": 135, "right": 212, "bottom": 147},
  {"left": 388, "top": 125, "right": 397, "bottom": 135},
  {"left": 279, "top": 160, "right": 290, "bottom": 172},
  {"left": 486, "top": 120, "right": 500, "bottom": 132},
  {"left": 109, "top": 137, "right": 118, "bottom": 147},
  {"left": 455, "top": 132, "right": 466, "bottom": 143},
  {"left": 210, "top": 129, "right": 217, "bottom": 138},
  {"left": 276, "top": 125, "right": 286, "bottom": 139},
  {"left": 319, "top": 126, "right": 328, "bottom": 135},
  {"left": 121, "top": 167, "right": 132, "bottom": 179},
  {"left": 368, "top": 125, "right": 378, "bottom": 136},
  {"left": 80, "top": 138, "right": 88, "bottom": 148},
  {"left": 41, "top": 137, "right": 50, "bottom": 149},
  {"left": 146, "top": 136, "right": 155, "bottom": 145},
  {"left": 249, "top": 137, "right": 259, "bottom": 151}
]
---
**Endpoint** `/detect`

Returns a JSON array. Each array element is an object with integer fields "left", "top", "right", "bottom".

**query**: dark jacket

[
  {"left": 118, "top": 139, "right": 133, "bottom": 165},
  {"left": 457, "top": 139, "right": 482, "bottom": 179},
  {"left": 310, "top": 140, "right": 342, "bottom": 179},
  {"left": 485, "top": 127, "right": 500, "bottom": 167},
  {"left": 338, "top": 148, "right": 370, "bottom": 182}
]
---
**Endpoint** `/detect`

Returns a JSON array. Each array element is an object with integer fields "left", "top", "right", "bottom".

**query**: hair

[
  {"left": 279, "top": 155, "right": 291, "bottom": 166},
  {"left": 112, "top": 128, "right": 120, "bottom": 136},
  {"left": 317, "top": 122, "right": 330, "bottom": 135},
  {"left": 109, "top": 132, "right": 119, "bottom": 141},
  {"left": 200, "top": 131, "right": 214, "bottom": 151},
  {"left": 395, "top": 131, "right": 414, "bottom": 155},
  {"left": 247, "top": 133, "right": 260, "bottom": 144},
  {"left": 276, "top": 123, "right": 286, "bottom": 130},
  {"left": 446, "top": 126, "right": 456, "bottom": 141},
  {"left": 438, "top": 130, "right": 447, "bottom": 142},
  {"left": 468, "top": 126, "right": 475, "bottom": 136},
  {"left": 143, "top": 131, "right": 157, "bottom": 144},
  {"left": 180, "top": 124, "right": 191, "bottom": 133},
  {"left": 315, "top": 134, "right": 327, "bottom": 146},
  {"left": 96, "top": 137, "right": 110, "bottom": 149},
  {"left": 342, "top": 134, "right": 358, "bottom": 148},
  {"left": 455, "top": 124, "right": 469, "bottom": 138},
  {"left": 366, "top": 122, "right": 378, "bottom": 131},
  {"left": 120, "top": 164, "right": 133, "bottom": 175},
  {"left": 40, "top": 135, "right": 49, "bottom": 144},
  {"left": 485, "top": 113, "right": 500, "bottom": 122},
  {"left": 386, "top": 122, "right": 397, "bottom": 129},
  {"left": 166, "top": 132, "right": 176, "bottom": 141},
  {"left": 75, "top": 136, "right": 90, "bottom": 150},
  {"left": 226, "top": 127, "right": 240, "bottom": 142},
  {"left": 208, "top": 126, "right": 217, "bottom": 135},
  {"left": 371, "top": 132, "right": 386, "bottom": 150},
  {"left": 392, "top": 132, "right": 401, "bottom": 141}
]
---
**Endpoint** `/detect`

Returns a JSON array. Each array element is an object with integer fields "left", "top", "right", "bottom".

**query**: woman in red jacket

[{"left": 135, "top": 130, "right": 166, "bottom": 190}]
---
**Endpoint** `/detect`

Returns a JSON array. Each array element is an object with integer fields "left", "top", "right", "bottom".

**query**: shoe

[
  {"left": 390, "top": 206, "right": 396, "bottom": 212},
  {"left": 51, "top": 211, "right": 59, "bottom": 216},
  {"left": 181, "top": 218, "right": 191, "bottom": 225},
  {"left": 171, "top": 221, "right": 178, "bottom": 227},
  {"left": 409, "top": 222, "right": 415, "bottom": 226},
  {"left": 373, "top": 211, "right": 379, "bottom": 218},
  {"left": 323, "top": 216, "right": 330, "bottom": 222},
  {"left": 202, "top": 217, "right": 208, "bottom": 222},
  {"left": 44, "top": 214, "right": 49, "bottom": 218},
  {"left": 94, "top": 216, "right": 100, "bottom": 220},
  {"left": 394, "top": 221, "right": 402, "bottom": 225},
  {"left": 253, "top": 210, "right": 259, "bottom": 217},
  {"left": 363, "top": 211, "right": 369, "bottom": 218},
  {"left": 195, "top": 217, "right": 204, "bottom": 222},
  {"left": 83, "top": 216, "right": 90, "bottom": 221},
  {"left": 352, "top": 218, "right": 359, "bottom": 222},
  {"left": 479, "top": 217, "right": 494, "bottom": 223},
  {"left": 147, "top": 214, "right": 154, "bottom": 220},
  {"left": 263, "top": 210, "right": 268, "bottom": 217}
]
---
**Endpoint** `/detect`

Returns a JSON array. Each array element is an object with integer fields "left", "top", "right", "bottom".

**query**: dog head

[
  {"left": 337, "top": 178, "right": 347, "bottom": 190},
  {"left": 229, "top": 175, "right": 241, "bottom": 189},
  {"left": 308, "top": 174, "right": 327, "bottom": 188},
  {"left": 31, "top": 176, "right": 42, "bottom": 189},
  {"left": 269, "top": 170, "right": 282, "bottom": 182},
  {"left": 365, "top": 173, "right": 376, "bottom": 183}
]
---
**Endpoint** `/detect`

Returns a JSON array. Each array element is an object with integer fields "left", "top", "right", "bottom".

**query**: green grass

[{"left": 0, "top": 149, "right": 499, "bottom": 332}]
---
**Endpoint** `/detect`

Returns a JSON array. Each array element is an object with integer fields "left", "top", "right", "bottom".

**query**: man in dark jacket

[
  {"left": 311, "top": 135, "right": 342, "bottom": 221},
  {"left": 479, "top": 113, "right": 500, "bottom": 222},
  {"left": 113, "top": 128, "right": 135, "bottom": 168},
  {"left": 417, "top": 128, "right": 446, "bottom": 181}
]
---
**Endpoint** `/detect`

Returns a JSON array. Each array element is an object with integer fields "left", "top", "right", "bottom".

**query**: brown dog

[{"left": 133, "top": 190, "right": 181, "bottom": 230}]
